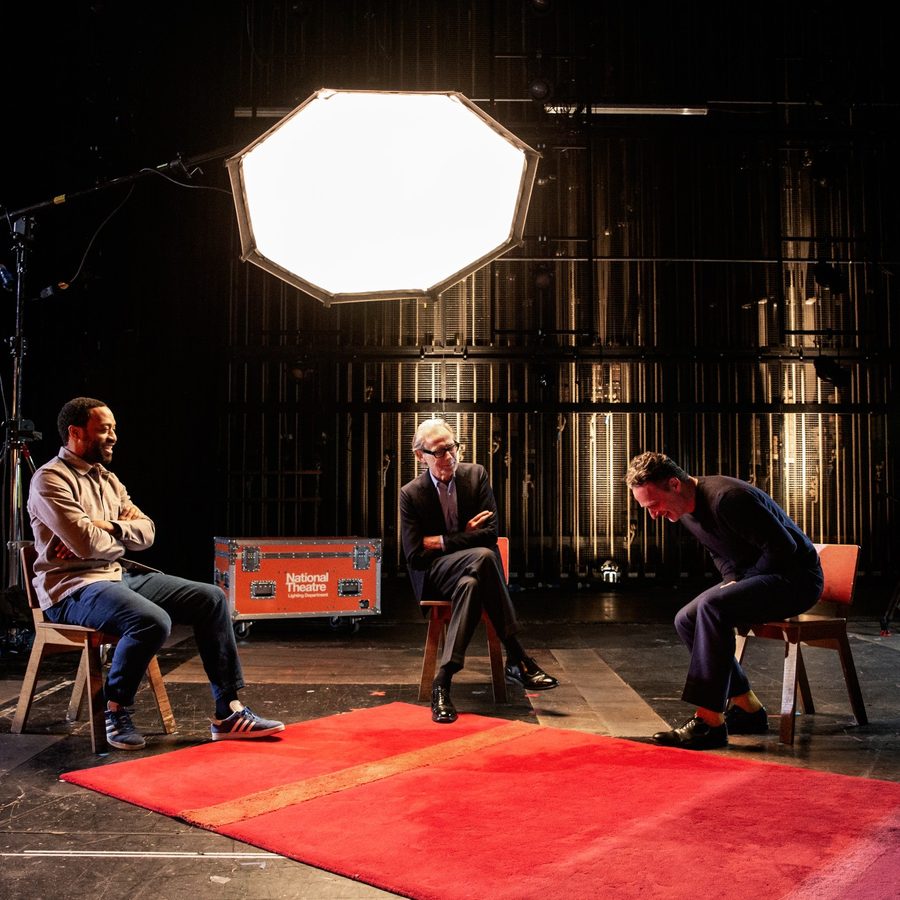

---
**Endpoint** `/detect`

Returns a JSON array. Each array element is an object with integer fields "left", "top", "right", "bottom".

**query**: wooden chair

[
  {"left": 735, "top": 543, "right": 868, "bottom": 744},
  {"left": 417, "top": 537, "right": 510, "bottom": 704},
  {"left": 12, "top": 544, "right": 176, "bottom": 753}
]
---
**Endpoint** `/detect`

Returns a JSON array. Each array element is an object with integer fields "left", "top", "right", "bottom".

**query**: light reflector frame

[{"left": 227, "top": 89, "right": 541, "bottom": 305}]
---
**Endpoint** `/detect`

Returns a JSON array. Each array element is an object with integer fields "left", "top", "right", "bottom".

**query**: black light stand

[{"left": 2, "top": 214, "right": 41, "bottom": 593}]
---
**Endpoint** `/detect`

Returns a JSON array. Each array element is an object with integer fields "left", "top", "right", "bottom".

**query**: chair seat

[
  {"left": 735, "top": 543, "right": 867, "bottom": 744},
  {"left": 35, "top": 622, "right": 119, "bottom": 640},
  {"left": 744, "top": 614, "right": 848, "bottom": 639}
]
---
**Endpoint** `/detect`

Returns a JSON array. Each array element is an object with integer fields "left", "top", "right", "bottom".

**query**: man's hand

[
  {"left": 719, "top": 580, "right": 737, "bottom": 589},
  {"left": 465, "top": 510, "right": 494, "bottom": 531},
  {"left": 92, "top": 505, "right": 145, "bottom": 534},
  {"left": 54, "top": 542, "right": 77, "bottom": 560},
  {"left": 420, "top": 509, "right": 493, "bottom": 550}
]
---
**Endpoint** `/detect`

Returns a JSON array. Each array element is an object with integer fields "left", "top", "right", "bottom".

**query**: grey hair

[{"left": 412, "top": 417, "right": 455, "bottom": 451}]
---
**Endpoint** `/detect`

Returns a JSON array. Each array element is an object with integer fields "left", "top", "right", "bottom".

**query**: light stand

[{"left": 2, "top": 214, "right": 41, "bottom": 592}]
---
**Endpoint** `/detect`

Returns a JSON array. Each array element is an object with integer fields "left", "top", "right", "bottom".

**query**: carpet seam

[{"left": 180, "top": 720, "right": 536, "bottom": 828}]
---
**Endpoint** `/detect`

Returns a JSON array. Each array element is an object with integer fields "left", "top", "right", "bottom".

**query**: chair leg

[
  {"left": 796, "top": 646, "right": 815, "bottom": 715},
  {"left": 85, "top": 637, "right": 108, "bottom": 754},
  {"left": 485, "top": 618, "right": 508, "bottom": 703},
  {"left": 67, "top": 651, "right": 89, "bottom": 722},
  {"left": 833, "top": 634, "right": 869, "bottom": 726},
  {"left": 146, "top": 657, "right": 177, "bottom": 733},
  {"left": 418, "top": 610, "right": 444, "bottom": 702},
  {"left": 778, "top": 640, "right": 801, "bottom": 744},
  {"left": 10, "top": 634, "right": 50, "bottom": 734}
]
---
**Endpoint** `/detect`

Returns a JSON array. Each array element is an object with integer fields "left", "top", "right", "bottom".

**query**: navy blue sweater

[{"left": 681, "top": 476, "right": 819, "bottom": 582}]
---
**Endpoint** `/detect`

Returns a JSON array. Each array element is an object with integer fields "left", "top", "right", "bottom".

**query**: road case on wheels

[{"left": 213, "top": 537, "right": 382, "bottom": 637}]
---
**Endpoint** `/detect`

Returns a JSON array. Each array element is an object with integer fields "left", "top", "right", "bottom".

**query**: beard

[{"left": 82, "top": 441, "right": 114, "bottom": 465}]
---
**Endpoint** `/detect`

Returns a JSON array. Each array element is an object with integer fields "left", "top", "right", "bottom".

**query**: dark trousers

[
  {"left": 423, "top": 546, "right": 519, "bottom": 669},
  {"left": 45, "top": 571, "right": 244, "bottom": 708},
  {"left": 675, "top": 569, "right": 822, "bottom": 712}
]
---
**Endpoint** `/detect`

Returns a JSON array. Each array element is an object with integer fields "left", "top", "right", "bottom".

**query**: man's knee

[
  {"left": 130, "top": 605, "right": 172, "bottom": 645},
  {"left": 86, "top": 582, "right": 173, "bottom": 643},
  {"left": 452, "top": 574, "right": 486, "bottom": 607},
  {"left": 686, "top": 590, "right": 735, "bottom": 628},
  {"left": 674, "top": 605, "right": 693, "bottom": 633},
  {"left": 150, "top": 615, "right": 172, "bottom": 644},
  {"left": 675, "top": 594, "right": 714, "bottom": 635},
  {"left": 465, "top": 546, "right": 499, "bottom": 577},
  {"left": 193, "top": 582, "right": 230, "bottom": 618}
]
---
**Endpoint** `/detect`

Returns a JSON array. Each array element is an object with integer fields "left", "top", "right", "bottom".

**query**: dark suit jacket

[{"left": 399, "top": 462, "right": 499, "bottom": 602}]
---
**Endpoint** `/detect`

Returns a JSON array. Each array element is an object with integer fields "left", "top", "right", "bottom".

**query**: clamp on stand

[{"left": 2, "top": 214, "right": 42, "bottom": 592}]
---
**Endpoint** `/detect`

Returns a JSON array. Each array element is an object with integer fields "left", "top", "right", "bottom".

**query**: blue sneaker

[
  {"left": 210, "top": 703, "right": 285, "bottom": 741},
  {"left": 105, "top": 707, "right": 146, "bottom": 750}
]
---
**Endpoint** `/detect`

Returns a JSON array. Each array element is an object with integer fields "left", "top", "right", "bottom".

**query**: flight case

[{"left": 213, "top": 536, "right": 382, "bottom": 636}]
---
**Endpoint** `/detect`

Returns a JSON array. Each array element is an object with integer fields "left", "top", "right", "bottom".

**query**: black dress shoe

[
  {"left": 505, "top": 655, "right": 559, "bottom": 691},
  {"left": 431, "top": 686, "right": 458, "bottom": 724},
  {"left": 652, "top": 716, "right": 728, "bottom": 750},
  {"left": 725, "top": 704, "right": 769, "bottom": 735}
]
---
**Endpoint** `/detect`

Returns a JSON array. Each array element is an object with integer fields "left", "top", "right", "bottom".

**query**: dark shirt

[{"left": 681, "top": 476, "right": 819, "bottom": 583}]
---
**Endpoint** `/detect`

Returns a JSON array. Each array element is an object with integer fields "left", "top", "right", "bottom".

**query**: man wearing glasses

[{"left": 400, "top": 418, "right": 558, "bottom": 724}]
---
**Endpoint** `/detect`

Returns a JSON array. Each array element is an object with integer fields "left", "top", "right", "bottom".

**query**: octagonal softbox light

[{"left": 226, "top": 88, "right": 540, "bottom": 305}]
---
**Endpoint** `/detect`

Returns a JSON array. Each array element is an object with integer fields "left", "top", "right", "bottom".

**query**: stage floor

[{"left": 2, "top": 580, "right": 899, "bottom": 899}]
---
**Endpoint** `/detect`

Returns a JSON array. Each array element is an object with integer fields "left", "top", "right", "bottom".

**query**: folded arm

[{"left": 29, "top": 469, "right": 155, "bottom": 561}]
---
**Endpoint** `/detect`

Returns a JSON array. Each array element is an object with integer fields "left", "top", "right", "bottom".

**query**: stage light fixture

[
  {"left": 528, "top": 77, "right": 553, "bottom": 101},
  {"left": 226, "top": 89, "right": 540, "bottom": 305}
]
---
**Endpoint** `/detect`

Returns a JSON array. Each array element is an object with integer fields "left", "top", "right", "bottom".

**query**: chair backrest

[
  {"left": 497, "top": 536, "right": 509, "bottom": 581},
  {"left": 813, "top": 543, "right": 859, "bottom": 608},
  {"left": 19, "top": 543, "right": 41, "bottom": 611}
]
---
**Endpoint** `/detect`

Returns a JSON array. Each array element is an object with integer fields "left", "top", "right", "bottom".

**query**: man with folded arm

[
  {"left": 27, "top": 396, "right": 285, "bottom": 750},
  {"left": 400, "top": 418, "right": 558, "bottom": 724}
]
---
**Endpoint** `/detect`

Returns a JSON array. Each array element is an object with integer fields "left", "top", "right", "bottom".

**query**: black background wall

[{"left": 3, "top": 2, "right": 897, "bottom": 593}]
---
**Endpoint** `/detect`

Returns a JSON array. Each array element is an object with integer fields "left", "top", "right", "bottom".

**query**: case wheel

[
  {"left": 233, "top": 620, "right": 253, "bottom": 639},
  {"left": 328, "top": 616, "right": 361, "bottom": 635}
]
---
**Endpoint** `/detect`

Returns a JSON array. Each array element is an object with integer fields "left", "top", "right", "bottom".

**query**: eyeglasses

[{"left": 420, "top": 441, "right": 459, "bottom": 459}]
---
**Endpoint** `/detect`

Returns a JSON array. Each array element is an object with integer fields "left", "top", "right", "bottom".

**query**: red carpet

[{"left": 61, "top": 702, "right": 900, "bottom": 899}]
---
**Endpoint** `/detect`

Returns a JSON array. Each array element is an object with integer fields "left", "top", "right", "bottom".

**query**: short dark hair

[
  {"left": 624, "top": 451, "right": 691, "bottom": 487},
  {"left": 58, "top": 397, "right": 107, "bottom": 444}
]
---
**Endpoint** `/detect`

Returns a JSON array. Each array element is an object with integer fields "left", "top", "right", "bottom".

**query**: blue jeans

[
  {"left": 45, "top": 572, "right": 244, "bottom": 708},
  {"left": 675, "top": 568, "right": 823, "bottom": 712}
]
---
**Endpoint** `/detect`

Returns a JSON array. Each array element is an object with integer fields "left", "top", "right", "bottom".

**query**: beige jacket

[{"left": 26, "top": 447, "right": 155, "bottom": 609}]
